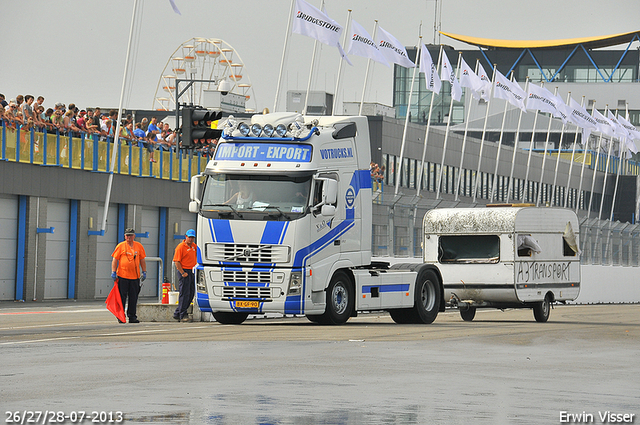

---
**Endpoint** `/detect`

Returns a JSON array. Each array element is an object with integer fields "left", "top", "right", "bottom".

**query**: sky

[{"left": 2, "top": 0, "right": 639, "bottom": 115}]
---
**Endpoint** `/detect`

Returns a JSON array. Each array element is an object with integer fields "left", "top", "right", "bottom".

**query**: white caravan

[
  {"left": 188, "top": 113, "right": 445, "bottom": 325},
  {"left": 423, "top": 206, "right": 581, "bottom": 322}
]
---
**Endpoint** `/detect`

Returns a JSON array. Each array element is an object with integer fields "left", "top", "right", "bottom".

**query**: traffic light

[{"left": 180, "top": 108, "right": 223, "bottom": 149}]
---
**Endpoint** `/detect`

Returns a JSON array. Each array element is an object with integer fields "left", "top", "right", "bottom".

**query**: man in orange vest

[
  {"left": 111, "top": 228, "right": 147, "bottom": 323},
  {"left": 173, "top": 229, "right": 197, "bottom": 322}
]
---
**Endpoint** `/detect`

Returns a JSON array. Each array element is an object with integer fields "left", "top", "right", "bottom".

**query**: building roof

[{"left": 439, "top": 30, "right": 640, "bottom": 50}]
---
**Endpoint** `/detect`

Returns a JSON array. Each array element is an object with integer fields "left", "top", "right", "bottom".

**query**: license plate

[{"left": 235, "top": 300, "right": 259, "bottom": 308}]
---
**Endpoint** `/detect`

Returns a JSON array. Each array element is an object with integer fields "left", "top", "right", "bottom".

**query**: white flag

[
  {"left": 376, "top": 27, "right": 414, "bottom": 68},
  {"left": 551, "top": 93, "right": 570, "bottom": 124},
  {"left": 459, "top": 57, "right": 485, "bottom": 100},
  {"left": 346, "top": 20, "right": 389, "bottom": 67},
  {"left": 476, "top": 62, "right": 492, "bottom": 101},
  {"left": 617, "top": 115, "right": 640, "bottom": 150},
  {"left": 440, "top": 51, "right": 462, "bottom": 102},
  {"left": 419, "top": 44, "right": 441, "bottom": 94},
  {"left": 607, "top": 110, "right": 631, "bottom": 139},
  {"left": 592, "top": 109, "right": 617, "bottom": 138},
  {"left": 526, "top": 84, "right": 559, "bottom": 115},
  {"left": 568, "top": 98, "right": 597, "bottom": 144},
  {"left": 493, "top": 70, "right": 526, "bottom": 111},
  {"left": 292, "top": 0, "right": 342, "bottom": 48}
]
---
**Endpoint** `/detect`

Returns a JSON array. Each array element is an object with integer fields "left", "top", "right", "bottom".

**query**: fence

[
  {"left": 1, "top": 122, "right": 208, "bottom": 181},
  {"left": 371, "top": 202, "right": 640, "bottom": 267}
]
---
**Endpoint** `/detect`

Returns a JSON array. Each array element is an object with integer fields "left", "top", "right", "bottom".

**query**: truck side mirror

[
  {"left": 321, "top": 205, "right": 336, "bottom": 216},
  {"left": 323, "top": 179, "right": 338, "bottom": 205},
  {"left": 190, "top": 174, "right": 203, "bottom": 203},
  {"left": 188, "top": 201, "right": 199, "bottom": 213}
]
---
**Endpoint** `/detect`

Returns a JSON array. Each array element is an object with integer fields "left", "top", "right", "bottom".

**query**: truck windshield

[{"left": 200, "top": 173, "right": 312, "bottom": 220}]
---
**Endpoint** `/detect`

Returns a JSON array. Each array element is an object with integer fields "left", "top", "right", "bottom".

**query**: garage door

[
  {"left": 45, "top": 199, "right": 70, "bottom": 299},
  {"left": 141, "top": 207, "right": 159, "bottom": 298},
  {"left": 180, "top": 210, "right": 197, "bottom": 236},
  {"left": 95, "top": 204, "right": 118, "bottom": 298},
  {"left": 0, "top": 195, "right": 18, "bottom": 300}
]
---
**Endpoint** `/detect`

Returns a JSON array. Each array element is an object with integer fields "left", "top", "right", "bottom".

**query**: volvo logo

[{"left": 243, "top": 249, "right": 252, "bottom": 257}]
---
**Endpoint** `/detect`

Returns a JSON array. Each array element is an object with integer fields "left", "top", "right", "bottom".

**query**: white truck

[
  {"left": 188, "top": 112, "right": 580, "bottom": 325},
  {"left": 425, "top": 206, "right": 581, "bottom": 322},
  {"left": 188, "top": 113, "right": 445, "bottom": 324}
]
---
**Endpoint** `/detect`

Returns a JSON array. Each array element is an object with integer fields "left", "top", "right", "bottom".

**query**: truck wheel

[
  {"left": 533, "top": 295, "right": 551, "bottom": 322},
  {"left": 213, "top": 312, "right": 249, "bottom": 324},
  {"left": 318, "top": 271, "right": 353, "bottom": 325},
  {"left": 306, "top": 315, "right": 322, "bottom": 324},
  {"left": 413, "top": 270, "right": 441, "bottom": 324},
  {"left": 389, "top": 309, "right": 418, "bottom": 324},
  {"left": 460, "top": 306, "right": 476, "bottom": 321}
]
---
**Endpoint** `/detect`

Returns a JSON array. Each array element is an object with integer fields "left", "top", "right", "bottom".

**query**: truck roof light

[
  {"left": 275, "top": 124, "right": 287, "bottom": 137},
  {"left": 250, "top": 123, "right": 263, "bottom": 137},
  {"left": 238, "top": 122, "right": 250, "bottom": 136},
  {"left": 263, "top": 123, "right": 275, "bottom": 137}
]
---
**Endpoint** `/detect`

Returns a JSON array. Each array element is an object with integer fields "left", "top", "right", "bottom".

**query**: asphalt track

[{"left": 1, "top": 302, "right": 639, "bottom": 425}]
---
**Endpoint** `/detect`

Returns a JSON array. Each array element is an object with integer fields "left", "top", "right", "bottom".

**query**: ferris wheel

[{"left": 153, "top": 37, "right": 257, "bottom": 112}]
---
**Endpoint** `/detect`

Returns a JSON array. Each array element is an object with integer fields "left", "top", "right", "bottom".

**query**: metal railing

[{"left": 1, "top": 121, "right": 208, "bottom": 181}]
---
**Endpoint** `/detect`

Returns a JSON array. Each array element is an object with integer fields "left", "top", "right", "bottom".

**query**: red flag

[{"left": 106, "top": 280, "right": 126, "bottom": 323}]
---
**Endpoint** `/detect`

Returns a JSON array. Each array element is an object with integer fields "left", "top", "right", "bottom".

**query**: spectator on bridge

[
  {"left": 0, "top": 93, "right": 7, "bottom": 109},
  {"left": 111, "top": 228, "right": 147, "bottom": 324}
]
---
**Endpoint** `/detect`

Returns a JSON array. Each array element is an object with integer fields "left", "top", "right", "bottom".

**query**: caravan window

[{"left": 438, "top": 235, "right": 500, "bottom": 264}]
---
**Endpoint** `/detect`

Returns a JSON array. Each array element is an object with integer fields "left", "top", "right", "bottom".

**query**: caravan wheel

[
  {"left": 533, "top": 295, "right": 551, "bottom": 322},
  {"left": 460, "top": 306, "right": 476, "bottom": 322}
]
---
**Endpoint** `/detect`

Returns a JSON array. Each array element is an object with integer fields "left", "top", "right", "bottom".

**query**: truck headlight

[
  {"left": 196, "top": 269, "right": 207, "bottom": 293},
  {"left": 288, "top": 272, "right": 302, "bottom": 296}
]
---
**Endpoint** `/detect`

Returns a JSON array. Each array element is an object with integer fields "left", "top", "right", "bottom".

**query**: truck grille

[
  {"left": 206, "top": 243, "right": 290, "bottom": 263},
  {"left": 223, "top": 270, "right": 271, "bottom": 284},
  {"left": 222, "top": 286, "right": 272, "bottom": 299}
]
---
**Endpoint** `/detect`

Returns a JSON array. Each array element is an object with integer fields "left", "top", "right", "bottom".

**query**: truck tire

[
  {"left": 460, "top": 306, "right": 476, "bottom": 321},
  {"left": 317, "top": 271, "right": 353, "bottom": 325},
  {"left": 533, "top": 294, "right": 551, "bottom": 323},
  {"left": 413, "top": 270, "right": 441, "bottom": 324},
  {"left": 213, "top": 312, "right": 249, "bottom": 324}
]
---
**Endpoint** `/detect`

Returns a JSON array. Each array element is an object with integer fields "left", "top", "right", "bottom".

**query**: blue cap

[{"left": 185, "top": 229, "right": 196, "bottom": 238}]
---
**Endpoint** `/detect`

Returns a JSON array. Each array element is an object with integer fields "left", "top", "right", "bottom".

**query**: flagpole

[
  {"left": 395, "top": 33, "right": 422, "bottom": 196},
  {"left": 358, "top": 21, "right": 379, "bottom": 115},
  {"left": 489, "top": 71, "right": 515, "bottom": 202},
  {"left": 609, "top": 134, "right": 626, "bottom": 221},
  {"left": 506, "top": 77, "right": 528, "bottom": 203},
  {"left": 587, "top": 106, "right": 608, "bottom": 217},
  {"left": 303, "top": 40, "right": 321, "bottom": 114},
  {"left": 472, "top": 64, "right": 496, "bottom": 203},
  {"left": 564, "top": 96, "right": 585, "bottom": 208},
  {"left": 435, "top": 51, "right": 462, "bottom": 199},
  {"left": 521, "top": 82, "right": 544, "bottom": 203},
  {"left": 597, "top": 107, "right": 615, "bottom": 221},
  {"left": 579, "top": 103, "right": 598, "bottom": 216},
  {"left": 101, "top": 0, "right": 138, "bottom": 233},
  {"left": 332, "top": 9, "right": 352, "bottom": 115},
  {"left": 535, "top": 87, "right": 559, "bottom": 207},
  {"left": 416, "top": 44, "right": 443, "bottom": 198},
  {"left": 454, "top": 59, "right": 479, "bottom": 201},
  {"left": 274, "top": 0, "right": 296, "bottom": 113},
  {"left": 550, "top": 91, "right": 572, "bottom": 206},
  {"left": 301, "top": 0, "right": 326, "bottom": 114}
]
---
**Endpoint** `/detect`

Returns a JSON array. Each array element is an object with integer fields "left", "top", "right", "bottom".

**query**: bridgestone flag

[
  {"left": 526, "top": 84, "right": 560, "bottom": 116},
  {"left": 617, "top": 115, "right": 640, "bottom": 154},
  {"left": 440, "top": 51, "right": 462, "bottom": 102},
  {"left": 292, "top": 0, "right": 342, "bottom": 48},
  {"left": 419, "top": 44, "right": 441, "bottom": 94},
  {"left": 347, "top": 20, "right": 389, "bottom": 66},
  {"left": 493, "top": 70, "right": 526, "bottom": 112},
  {"left": 592, "top": 109, "right": 617, "bottom": 138},
  {"left": 376, "top": 26, "right": 415, "bottom": 68},
  {"left": 476, "top": 62, "right": 492, "bottom": 101},
  {"left": 459, "top": 57, "right": 487, "bottom": 101},
  {"left": 568, "top": 98, "right": 597, "bottom": 144}
]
